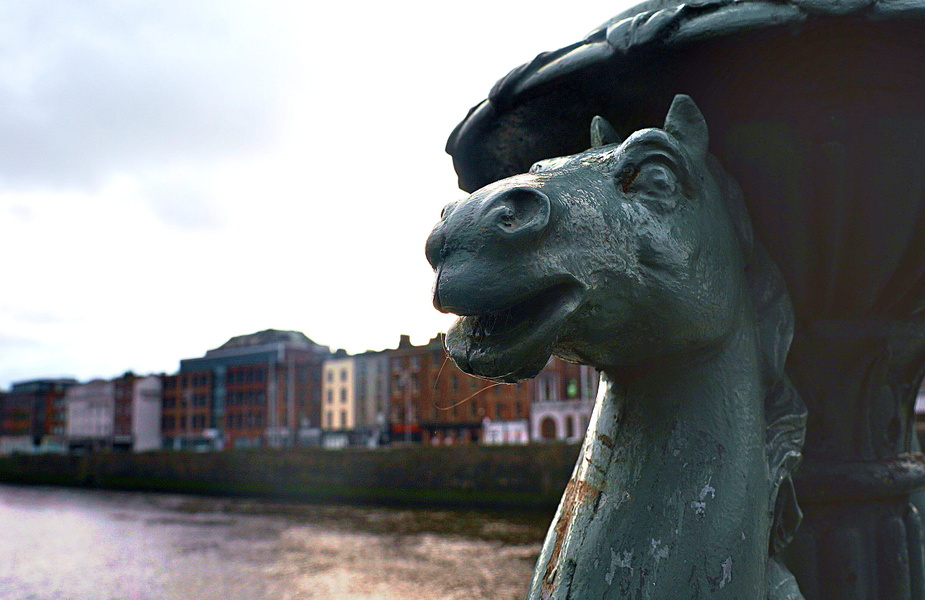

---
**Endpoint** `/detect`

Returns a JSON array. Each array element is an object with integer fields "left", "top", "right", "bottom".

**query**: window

[
  {"left": 340, "top": 368, "right": 347, "bottom": 382},
  {"left": 567, "top": 379, "right": 579, "bottom": 399},
  {"left": 327, "top": 370, "right": 333, "bottom": 382},
  {"left": 341, "top": 410, "right": 347, "bottom": 428},
  {"left": 451, "top": 375, "right": 458, "bottom": 392},
  {"left": 340, "top": 389, "right": 347, "bottom": 402},
  {"left": 327, "top": 390, "right": 333, "bottom": 404}
]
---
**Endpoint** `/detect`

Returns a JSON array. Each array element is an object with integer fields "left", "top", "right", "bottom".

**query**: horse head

[
  {"left": 426, "top": 94, "right": 807, "bottom": 599},
  {"left": 427, "top": 95, "right": 752, "bottom": 383}
]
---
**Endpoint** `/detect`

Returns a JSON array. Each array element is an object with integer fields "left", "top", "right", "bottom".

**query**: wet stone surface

[{"left": 0, "top": 484, "right": 548, "bottom": 600}]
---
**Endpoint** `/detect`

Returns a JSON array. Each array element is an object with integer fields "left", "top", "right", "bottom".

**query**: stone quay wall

[{"left": 0, "top": 443, "right": 580, "bottom": 509}]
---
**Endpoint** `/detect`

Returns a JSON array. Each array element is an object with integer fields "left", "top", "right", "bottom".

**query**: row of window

[
  {"left": 414, "top": 399, "right": 525, "bottom": 421},
  {"left": 226, "top": 412, "right": 264, "bottom": 429},
  {"left": 226, "top": 390, "right": 266, "bottom": 406},
  {"left": 162, "top": 393, "right": 208, "bottom": 409},
  {"left": 325, "top": 368, "right": 349, "bottom": 382},
  {"left": 227, "top": 368, "right": 265, "bottom": 385},
  {"left": 162, "top": 414, "right": 208, "bottom": 431},
  {"left": 326, "top": 389, "right": 348, "bottom": 403},
  {"left": 162, "top": 411, "right": 265, "bottom": 431},
  {"left": 163, "top": 373, "right": 211, "bottom": 390},
  {"left": 325, "top": 409, "right": 349, "bottom": 429}
]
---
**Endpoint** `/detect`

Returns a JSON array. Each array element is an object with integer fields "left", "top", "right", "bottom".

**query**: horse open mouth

[{"left": 446, "top": 280, "right": 583, "bottom": 381}]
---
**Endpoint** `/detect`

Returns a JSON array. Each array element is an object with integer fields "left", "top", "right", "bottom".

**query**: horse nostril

[{"left": 483, "top": 187, "right": 551, "bottom": 239}]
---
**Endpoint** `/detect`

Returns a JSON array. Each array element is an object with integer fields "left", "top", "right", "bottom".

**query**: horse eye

[{"left": 618, "top": 166, "right": 640, "bottom": 194}]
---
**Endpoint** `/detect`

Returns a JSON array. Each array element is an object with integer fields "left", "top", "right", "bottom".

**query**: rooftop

[{"left": 216, "top": 329, "right": 317, "bottom": 350}]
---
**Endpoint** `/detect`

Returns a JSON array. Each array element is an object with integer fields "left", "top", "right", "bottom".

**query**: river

[{"left": 0, "top": 484, "right": 550, "bottom": 600}]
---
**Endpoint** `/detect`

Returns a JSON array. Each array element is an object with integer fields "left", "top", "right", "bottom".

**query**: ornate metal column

[{"left": 442, "top": 4, "right": 925, "bottom": 598}]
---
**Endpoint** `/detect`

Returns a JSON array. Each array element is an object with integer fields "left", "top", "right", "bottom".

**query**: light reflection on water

[{"left": 0, "top": 485, "right": 546, "bottom": 600}]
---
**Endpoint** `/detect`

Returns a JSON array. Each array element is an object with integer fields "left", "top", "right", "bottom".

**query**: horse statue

[{"left": 426, "top": 95, "right": 808, "bottom": 599}]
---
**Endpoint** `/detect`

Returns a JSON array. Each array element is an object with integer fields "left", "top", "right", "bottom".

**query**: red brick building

[
  {"left": 162, "top": 330, "right": 329, "bottom": 450},
  {"left": 2, "top": 378, "right": 77, "bottom": 448},
  {"left": 388, "top": 335, "right": 534, "bottom": 444},
  {"left": 160, "top": 370, "right": 214, "bottom": 449}
]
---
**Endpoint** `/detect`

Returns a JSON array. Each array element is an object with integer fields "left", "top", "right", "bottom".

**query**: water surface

[{"left": 0, "top": 484, "right": 548, "bottom": 600}]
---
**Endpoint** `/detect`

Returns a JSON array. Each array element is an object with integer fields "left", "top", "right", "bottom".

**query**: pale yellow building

[{"left": 322, "top": 357, "right": 354, "bottom": 431}]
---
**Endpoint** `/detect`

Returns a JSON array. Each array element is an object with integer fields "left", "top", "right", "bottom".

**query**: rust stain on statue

[{"left": 543, "top": 478, "right": 600, "bottom": 593}]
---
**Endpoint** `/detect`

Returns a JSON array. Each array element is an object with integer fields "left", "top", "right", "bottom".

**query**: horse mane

[{"left": 710, "top": 155, "right": 808, "bottom": 556}]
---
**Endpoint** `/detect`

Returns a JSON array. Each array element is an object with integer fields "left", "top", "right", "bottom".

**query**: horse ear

[
  {"left": 663, "top": 94, "right": 708, "bottom": 157},
  {"left": 590, "top": 116, "right": 623, "bottom": 148}
]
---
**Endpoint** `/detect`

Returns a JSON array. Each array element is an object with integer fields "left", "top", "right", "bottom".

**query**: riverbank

[{"left": 0, "top": 443, "right": 579, "bottom": 509}]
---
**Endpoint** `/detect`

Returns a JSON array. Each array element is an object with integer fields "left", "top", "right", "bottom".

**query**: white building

[
  {"left": 482, "top": 418, "right": 530, "bottom": 445},
  {"left": 65, "top": 375, "right": 162, "bottom": 452},
  {"left": 528, "top": 361, "right": 598, "bottom": 443},
  {"left": 530, "top": 399, "right": 595, "bottom": 443},
  {"left": 132, "top": 375, "right": 162, "bottom": 452},
  {"left": 66, "top": 380, "right": 115, "bottom": 446}
]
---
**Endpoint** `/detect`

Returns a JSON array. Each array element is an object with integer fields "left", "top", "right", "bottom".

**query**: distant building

[
  {"left": 482, "top": 418, "right": 530, "bottom": 445},
  {"left": 321, "top": 350, "right": 390, "bottom": 447},
  {"left": 1, "top": 378, "right": 76, "bottom": 452},
  {"left": 388, "top": 335, "right": 533, "bottom": 444},
  {"left": 323, "top": 354, "right": 354, "bottom": 431},
  {"left": 163, "top": 329, "right": 330, "bottom": 450},
  {"left": 65, "top": 379, "right": 114, "bottom": 450},
  {"left": 65, "top": 374, "right": 162, "bottom": 452},
  {"left": 530, "top": 359, "right": 598, "bottom": 442},
  {"left": 130, "top": 375, "right": 162, "bottom": 451}
]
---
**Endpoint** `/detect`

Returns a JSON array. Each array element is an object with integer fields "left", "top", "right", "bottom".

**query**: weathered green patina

[
  {"left": 439, "top": 3, "right": 925, "bottom": 597},
  {"left": 427, "top": 96, "right": 806, "bottom": 599}
]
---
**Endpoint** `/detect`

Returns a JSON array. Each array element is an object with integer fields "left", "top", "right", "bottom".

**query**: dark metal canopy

[
  {"left": 446, "top": 7, "right": 925, "bottom": 596},
  {"left": 448, "top": 3, "right": 925, "bottom": 462}
]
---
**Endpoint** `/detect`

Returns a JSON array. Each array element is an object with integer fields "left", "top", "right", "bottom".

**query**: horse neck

[
  {"left": 587, "top": 317, "right": 767, "bottom": 511},
  {"left": 528, "top": 313, "right": 770, "bottom": 600},
  {"left": 606, "top": 328, "right": 766, "bottom": 447}
]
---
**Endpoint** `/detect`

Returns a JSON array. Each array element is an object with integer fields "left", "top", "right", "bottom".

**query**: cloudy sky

[{"left": 0, "top": 1, "right": 626, "bottom": 388}]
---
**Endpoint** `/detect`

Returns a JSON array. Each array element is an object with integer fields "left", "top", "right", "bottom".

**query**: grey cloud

[{"left": 0, "top": 1, "right": 286, "bottom": 190}]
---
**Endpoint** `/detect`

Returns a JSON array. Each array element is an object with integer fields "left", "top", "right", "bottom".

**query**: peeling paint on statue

[{"left": 427, "top": 95, "right": 807, "bottom": 598}]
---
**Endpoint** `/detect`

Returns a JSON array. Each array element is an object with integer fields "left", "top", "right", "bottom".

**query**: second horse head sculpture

[{"left": 427, "top": 95, "right": 807, "bottom": 599}]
